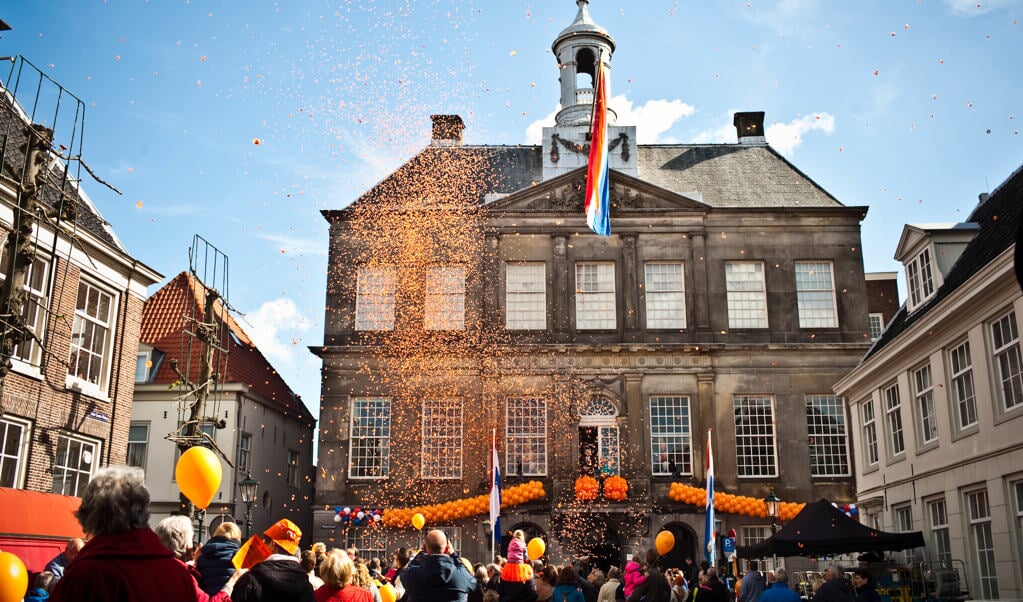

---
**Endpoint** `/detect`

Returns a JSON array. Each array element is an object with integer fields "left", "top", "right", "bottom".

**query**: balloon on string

[
  {"left": 380, "top": 583, "right": 397, "bottom": 602},
  {"left": 655, "top": 530, "right": 675, "bottom": 555},
  {"left": 527, "top": 537, "right": 546, "bottom": 560},
  {"left": 411, "top": 513, "right": 426, "bottom": 530},
  {"left": 175, "top": 446, "right": 223, "bottom": 509},
  {"left": 0, "top": 551, "right": 28, "bottom": 602}
]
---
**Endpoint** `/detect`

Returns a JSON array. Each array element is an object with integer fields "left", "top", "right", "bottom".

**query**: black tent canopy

[{"left": 737, "top": 499, "right": 925, "bottom": 558}]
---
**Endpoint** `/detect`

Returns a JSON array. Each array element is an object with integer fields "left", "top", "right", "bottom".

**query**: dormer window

[{"left": 907, "top": 248, "right": 935, "bottom": 309}]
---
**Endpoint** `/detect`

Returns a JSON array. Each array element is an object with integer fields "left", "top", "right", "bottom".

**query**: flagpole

[
  {"left": 491, "top": 429, "right": 496, "bottom": 562},
  {"left": 705, "top": 428, "right": 716, "bottom": 567}
]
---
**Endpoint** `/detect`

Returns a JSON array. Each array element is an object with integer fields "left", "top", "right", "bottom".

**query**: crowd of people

[{"left": 26, "top": 465, "right": 885, "bottom": 602}]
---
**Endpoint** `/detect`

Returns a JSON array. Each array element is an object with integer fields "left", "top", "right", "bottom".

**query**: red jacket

[
  {"left": 315, "top": 585, "right": 374, "bottom": 602},
  {"left": 50, "top": 528, "right": 198, "bottom": 602}
]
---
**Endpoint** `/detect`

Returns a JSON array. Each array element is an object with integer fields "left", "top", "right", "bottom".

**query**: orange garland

[
  {"left": 603, "top": 475, "right": 629, "bottom": 501},
  {"left": 668, "top": 483, "right": 805, "bottom": 521},
  {"left": 382, "top": 481, "right": 546, "bottom": 527},
  {"left": 574, "top": 476, "right": 599, "bottom": 501}
]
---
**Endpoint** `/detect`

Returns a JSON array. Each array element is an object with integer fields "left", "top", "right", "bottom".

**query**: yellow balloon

[
  {"left": 526, "top": 537, "right": 546, "bottom": 560},
  {"left": 380, "top": 583, "right": 396, "bottom": 602},
  {"left": 0, "top": 551, "right": 28, "bottom": 602},
  {"left": 655, "top": 530, "right": 675, "bottom": 556},
  {"left": 175, "top": 446, "right": 223, "bottom": 510},
  {"left": 411, "top": 513, "right": 426, "bottom": 530}
]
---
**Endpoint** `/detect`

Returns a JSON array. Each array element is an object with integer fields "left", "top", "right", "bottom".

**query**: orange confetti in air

[
  {"left": 873, "top": 69, "right": 879, "bottom": 76},
  {"left": 253, "top": 138, "right": 261, "bottom": 145},
  {"left": 509, "top": 50, "right": 517, "bottom": 56},
  {"left": 136, "top": 201, "right": 143, "bottom": 208},
  {"left": 200, "top": 55, "right": 207, "bottom": 62}
]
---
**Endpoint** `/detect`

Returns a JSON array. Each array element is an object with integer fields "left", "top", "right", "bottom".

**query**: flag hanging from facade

[
  {"left": 490, "top": 431, "right": 502, "bottom": 549},
  {"left": 705, "top": 428, "right": 716, "bottom": 566},
  {"left": 585, "top": 54, "right": 611, "bottom": 237}
]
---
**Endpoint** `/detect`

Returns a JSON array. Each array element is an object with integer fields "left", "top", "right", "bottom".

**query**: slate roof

[
  {"left": 141, "top": 272, "right": 315, "bottom": 425},
  {"left": 865, "top": 163, "right": 1023, "bottom": 361},
  {"left": 336, "top": 142, "right": 843, "bottom": 212}
]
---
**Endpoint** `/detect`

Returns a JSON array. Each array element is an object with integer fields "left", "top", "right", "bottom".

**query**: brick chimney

[
  {"left": 430, "top": 114, "right": 465, "bottom": 147},
  {"left": 733, "top": 111, "right": 766, "bottom": 145}
]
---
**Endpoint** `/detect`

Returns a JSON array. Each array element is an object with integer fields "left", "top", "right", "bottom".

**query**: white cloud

[
  {"left": 766, "top": 112, "right": 835, "bottom": 156},
  {"left": 241, "top": 297, "right": 311, "bottom": 365},
  {"left": 524, "top": 95, "right": 695, "bottom": 144},
  {"left": 945, "top": 0, "right": 1023, "bottom": 15}
]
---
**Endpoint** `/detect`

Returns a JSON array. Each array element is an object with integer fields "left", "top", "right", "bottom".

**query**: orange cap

[{"left": 263, "top": 519, "right": 302, "bottom": 555}]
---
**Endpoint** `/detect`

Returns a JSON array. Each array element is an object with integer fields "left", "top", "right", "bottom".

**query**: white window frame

[
  {"left": 237, "top": 432, "right": 252, "bottom": 474},
  {"left": 893, "top": 504, "right": 915, "bottom": 564},
  {"left": 505, "top": 263, "right": 546, "bottom": 330},
  {"left": 579, "top": 397, "right": 620, "bottom": 474},
  {"left": 913, "top": 363, "right": 938, "bottom": 445},
  {"left": 805, "top": 394, "right": 850, "bottom": 477},
  {"left": 425, "top": 266, "right": 465, "bottom": 330},
  {"left": 927, "top": 498, "right": 953, "bottom": 567},
  {"left": 649, "top": 396, "right": 693, "bottom": 476},
  {"left": 346, "top": 526, "right": 388, "bottom": 561},
  {"left": 0, "top": 415, "right": 31, "bottom": 488},
  {"left": 355, "top": 266, "right": 396, "bottom": 331},
  {"left": 127, "top": 421, "right": 149, "bottom": 470},
  {"left": 52, "top": 433, "right": 100, "bottom": 497},
  {"left": 421, "top": 398, "right": 463, "bottom": 479},
  {"left": 907, "top": 247, "right": 936, "bottom": 310},
  {"left": 348, "top": 398, "right": 391, "bottom": 480},
  {"left": 1013, "top": 480, "right": 1023, "bottom": 577},
  {"left": 965, "top": 488, "right": 998, "bottom": 599},
  {"left": 868, "top": 313, "right": 885, "bottom": 341},
  {"left": 575, "top": 262, "right": 616, "bottom": 330},
  {"left": 725, "top": 261, "right": 768, "bottom": 329},
  {"left": 66, "top": 279, "right": 118, "bottom": 397},
  {"left": 861, "top": 398, "right": 879, "bottom": 467},
  {"left": 740, "top": 526, "right": 780, "bottom": 574},
  {"left": 948, "top": 340, "right": 978, "bottom": 431},
  {"left": 733, "top": 395, "right": 777, "bottom": 478},
  {"left": 0, "top": 253, "right": 51, "bottom": 369},
  {"left": 991, "top": 311, "right": 1023, "bottom": 412},
  {"left": 883, "top": 383, "right": 906, "bottom": 458},
  {"left": 795, "top": 261, "right": 838, "bottom": 328},
  {"left": 644, "top": 262, "right": 686, "bottom": 330},
  {"left": 506, "top": 398, "right": 547, "bottom": 476}
]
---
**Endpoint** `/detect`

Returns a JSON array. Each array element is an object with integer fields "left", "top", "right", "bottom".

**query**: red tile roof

[{"left": 141, "top": 272, "right": 315, "bottom": 424}]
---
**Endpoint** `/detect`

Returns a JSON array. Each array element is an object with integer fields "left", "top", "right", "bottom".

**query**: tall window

[
  {"left": 893, "top": 505, "right": 914, "bottom": 564},
  {"left": 1013, "top": 481, "right": 1023, "bottom": 577},
  {"left": 505, "top": 263, "right": 546, "bottom": 330},
  {"left": 67, "top": 281, "right": 116, "bottom": 392},
  {"left": 349, "top": 398, "right": 391, "bottom": 479},
  {"left": 0, "top": 255, "right": 50, "bottom": 365},
  {"left": 927, "top": 498, "right": 952, "bottom": 566},
  {"left": 795, "top": 261, "right": 838, "bottom": 328},
  {"left": 805, "top": 395, "right": 850, "bottom": 477},
  {"left": 649, "top": 396, "right": 693, "bottom": 476},
  {"left": 237, "top": 433, "right": 252, "bottom": 474},
  {"left": 907, "top": 248, "right": 935, "bottom": 309},
  {"left": 425, "top": 266, "right": 465, "bottom": 330},
  {"left": 861, "top": 399, "right": 879, "bottom": 467},
  {"left": 127, "top": 422, "right": 149, "bottom": 469},
  {"left": 740, "top": 527, "right": 779, "bottom": 574},
  {"left": 286, "top": 450, "right": 300, "bottom": 488},
  {"left": 422, "top": 398, "right": 462, "bottom": 479},
  {"left": 965, "top": 489, "right": 998, "bottom": 598},
  {"left": 733, "top": 396, "right": 777, "bottom": 477},
  {"left": 346, "top": 527, "right": 387, "bottom": 561},
  {"left": 725, "top": 262, "right": 767, "bottom": 328},
  {"left": 506, "top": 398, "right": 547, "bottom": 476},
  {"left": 579, "top": 397, "right": 620, "bottom": 474},
  {"left": 991, "top": 311, "right": 1023, "bottom": 411},
  {"left": 0, "top": 416, "right": 29, "bottom": 488},
  {"left": 575, "top": 263, "right": 616, "bottom": 330},
  {"left": 868, "top": 313, "right": 885, "bottom": 341},
  {"left": 355, "top": 266, "right": 395, "bottom": 331},
  {"left": 913, "top": 364, "right": 938, "bottom": 444},
  {"left": 948, "top": 340, "right": 978, "bottom": 430},
  {"left": 52, "top": 434, "right": 98, "bottom": 497},
  {"left": 883, "top": 383, "right": 905, "bottom": 457},
  {"left": 644, "top": 262, "right": 686, "bottom": 329}
]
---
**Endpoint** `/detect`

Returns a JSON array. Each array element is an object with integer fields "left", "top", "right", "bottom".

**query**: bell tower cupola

[{"left": 542, "top": 1, "right": 636, "bottom": 180}]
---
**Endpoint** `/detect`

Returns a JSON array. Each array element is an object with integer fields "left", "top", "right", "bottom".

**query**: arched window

[{"left": 579, "top": 396, "right": 620, "bottom": 476}]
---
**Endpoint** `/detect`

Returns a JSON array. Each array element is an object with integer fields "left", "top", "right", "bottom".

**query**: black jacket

[
  {"left": 401, "top": 554, "right": 479, "bottom": 602},
  {"left": 812, "top": 578, "right": 854, "bottom": 602},
  {"left": 196, "top": 536, "right": 240, "bottom": 595},
  {"left": 627, "top": 567, "right": 669, "bottom": 602},
  {"left": 499, "top": 576, "right": 539, "bottom": 602},
  {"left": 233, "top": 557, "right": 315, "bottom": 602}
]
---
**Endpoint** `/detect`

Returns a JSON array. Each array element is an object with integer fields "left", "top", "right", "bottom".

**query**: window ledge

[{"left": 64, "top": 376, "right": 111, "bottom": 403}]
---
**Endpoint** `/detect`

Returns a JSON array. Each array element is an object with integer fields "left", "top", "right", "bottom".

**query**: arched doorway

[
  {"left": 658, "top": 523, "right": 697, "bottom": 570},
  {"left": 504, "top": 521, "right": 547, "bottom": 561}
]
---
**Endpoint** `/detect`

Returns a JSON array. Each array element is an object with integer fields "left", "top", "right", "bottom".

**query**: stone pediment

[{"left": 484, "top": 167, "right": 710, "bottom": 213}]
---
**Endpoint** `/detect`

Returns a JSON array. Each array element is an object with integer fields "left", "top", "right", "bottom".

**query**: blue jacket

[
  {"left": 759, "top": 582, "right": 800, "bottom": 602},
  {"left": 196, "top": 535, "right": 240, "bottom": 595},
  {"left": 738, "top": 571, "right": 765, "bottom": 602},
  {"left": 553, "top": 584, "right": 585, "bottom": 602},
  {"left": 401, "top": 554, "right": 478, "bottom": 602}
]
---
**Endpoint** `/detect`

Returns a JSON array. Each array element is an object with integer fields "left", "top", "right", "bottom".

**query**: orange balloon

[
  {"left": 380, "top": 583, "right": 397, "bottom": 602},
  {"left": 175, "top": 446, "right": 222, "bottom": 510},
  {"left": 655, "top": 530, "right": 675, "bottom": 555},
  {"left": 527, "top": 537, "right": 546, "bottom": 560},
  {"left": 412, "top": 513, "right": 426, "bottom": 530},
  {"left": 0, "top": 551, "right": 28, "bottom": 602}
]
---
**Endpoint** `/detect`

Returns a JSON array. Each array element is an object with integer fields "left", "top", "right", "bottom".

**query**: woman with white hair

[
  {"left": 50, "top": 465, "right": 198, "bottom": 602},
  {"left": 155, "top": 515, "right": 245, "bottom": 601}
]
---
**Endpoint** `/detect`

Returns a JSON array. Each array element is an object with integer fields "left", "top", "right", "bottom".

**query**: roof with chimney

[
  {"left": 864, "top": 163, "right": 1023, "bottom": 360},
  {"left": 141, "top": 272, "right": 315, "bottom": 425}
]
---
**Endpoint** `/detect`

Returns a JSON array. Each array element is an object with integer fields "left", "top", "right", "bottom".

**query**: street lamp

[
  {"left": 764, "top": 488, "right": 781, "bottom": 534},
  {"left": 240, "top": 472, "right": 259, "bottom": 538}
]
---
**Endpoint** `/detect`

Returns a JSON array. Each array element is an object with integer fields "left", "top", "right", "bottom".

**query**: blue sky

[{"left": 3, "top": 1, "right": 1021, "bottom": 420}]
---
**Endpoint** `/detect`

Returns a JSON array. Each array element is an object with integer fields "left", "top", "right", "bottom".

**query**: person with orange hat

[{"left": 233, "top": 518, "right": 316, "bottom": 602}]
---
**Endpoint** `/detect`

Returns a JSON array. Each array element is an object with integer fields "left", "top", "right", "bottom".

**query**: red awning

[{"left": 0, "top": 488, "right": 85, "bottom": 572}]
